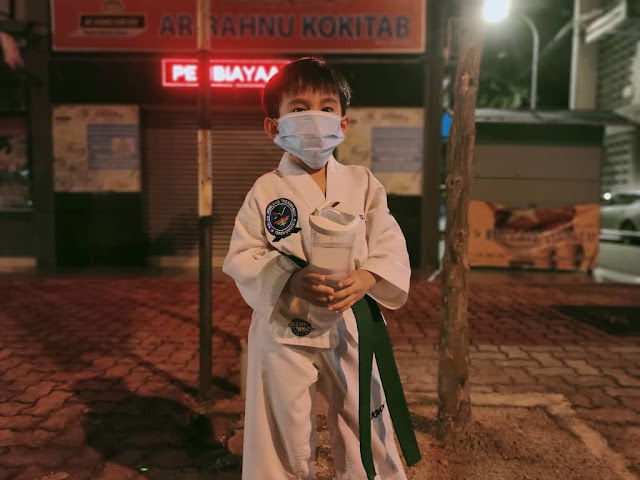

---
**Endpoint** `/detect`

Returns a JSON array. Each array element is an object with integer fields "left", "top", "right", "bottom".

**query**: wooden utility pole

[
  {"left": 421, "top": 0, "right": 446, "bottom": 274},
  {"left": 437, "top": 0, "right": 483, "bottom": 443},
  {"left": 197, "top": 0, "right": 213, "bottom": 400}
]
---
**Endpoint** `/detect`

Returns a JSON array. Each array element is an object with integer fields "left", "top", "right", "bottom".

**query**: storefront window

[{"left": 0, "top": 116, "right": 31, "bottom": 210}]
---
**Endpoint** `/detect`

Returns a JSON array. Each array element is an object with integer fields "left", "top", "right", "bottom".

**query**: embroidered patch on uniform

[
  {"left": 371, "top": 403, "right": 385, "bottom": 419},
  {"left": 289, "top": 318, "right": 315, "bottom": 337},
  {"left": 266, "top": 198, "right": 301, "bottom": 243}
]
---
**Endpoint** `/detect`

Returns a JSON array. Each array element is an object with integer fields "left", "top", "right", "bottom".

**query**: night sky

[{"left": 478, "top": 0, "right": 575, "bottom": 110}]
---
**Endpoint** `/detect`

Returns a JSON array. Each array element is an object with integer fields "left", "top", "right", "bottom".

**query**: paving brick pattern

[{"left": 0, "top": 276, "right": 639, "bottom": 479}]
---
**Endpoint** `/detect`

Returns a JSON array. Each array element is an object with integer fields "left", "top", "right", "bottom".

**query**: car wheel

[{"left": 620, "top": 220, "right": 637, "bottom": 245}]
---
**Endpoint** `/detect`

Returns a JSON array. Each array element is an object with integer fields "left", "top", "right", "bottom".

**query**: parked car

[{"left": 600, "top": 190, "right": 640, "bottom": 244}]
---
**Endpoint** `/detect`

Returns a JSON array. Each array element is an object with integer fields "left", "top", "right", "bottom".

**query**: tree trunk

[{"left": 437, "top": 0, "right": 484, "bottom": 444}]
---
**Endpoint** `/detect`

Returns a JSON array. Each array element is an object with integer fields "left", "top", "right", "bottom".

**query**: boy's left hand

[{"left": 328, "top": 270, "right": 379, "bottom": 313}]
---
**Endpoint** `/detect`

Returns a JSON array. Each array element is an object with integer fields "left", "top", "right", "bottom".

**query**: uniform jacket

[{"left": 223, "top": 153, "right": 411, "bottom": 348}]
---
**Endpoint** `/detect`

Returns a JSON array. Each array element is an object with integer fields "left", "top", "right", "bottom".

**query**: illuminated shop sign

[
  {"left": 162, "top": 59, "right": 289, "bottom": 88},
  {"left": 51, "top": 0, "right": 425, "bottom": 53}
]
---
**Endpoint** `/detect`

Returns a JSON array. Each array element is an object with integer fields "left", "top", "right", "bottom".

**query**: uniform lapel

[
  {"left": 277, "top": 153, "right": 326, "bottom": 212},
  {"left": 325, "top": 155, "right": 347, "bottom": 206}
]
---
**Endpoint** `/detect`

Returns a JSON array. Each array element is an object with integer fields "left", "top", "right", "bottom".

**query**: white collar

[{"left": 277, "top": 152, "right": 338, "bottom": 176}]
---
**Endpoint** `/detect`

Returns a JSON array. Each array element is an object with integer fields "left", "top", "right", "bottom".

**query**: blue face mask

[{"left": 274, "top": 111, "right": 345, "bottom": 169}]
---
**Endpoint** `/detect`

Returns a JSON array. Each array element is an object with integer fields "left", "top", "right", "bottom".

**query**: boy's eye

[
  {"left": 292, "top": 107, "right": 307, "bottom": 112},
  {"left": 322, "top": 107, "right": 334, "bottom": 112}
]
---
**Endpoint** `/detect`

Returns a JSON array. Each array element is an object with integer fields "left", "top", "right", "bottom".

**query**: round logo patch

[
  {"left": 289, "top": 318, "right": 315, "bottom": 337},
  {"left": 266, "top": 198, "right": 300, "bottom": 242}
]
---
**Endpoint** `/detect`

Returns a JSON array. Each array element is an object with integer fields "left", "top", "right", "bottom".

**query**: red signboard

[
  {"left": 162, "top": 59, "right": 289, "bottom": 88},
  {"left": 51, "top": 0, "right": 425, "bottom": 53}
]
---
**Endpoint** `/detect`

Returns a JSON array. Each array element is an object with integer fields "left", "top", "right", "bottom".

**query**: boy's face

[{"left": 264, "top": 88, "right": 349, "bottom": 142}]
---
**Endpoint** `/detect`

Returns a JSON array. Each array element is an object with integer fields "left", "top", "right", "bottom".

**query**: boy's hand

[
  {"left": 287, "top": 266, "right": 335, "bottom": 307},
  {"left": 328, "top": 270, "right": 379, "bottom": 313}
]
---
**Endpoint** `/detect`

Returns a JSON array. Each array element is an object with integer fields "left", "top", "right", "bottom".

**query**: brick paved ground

[{"left": 0, "top": 274, "right": 639, "bottom": 479}]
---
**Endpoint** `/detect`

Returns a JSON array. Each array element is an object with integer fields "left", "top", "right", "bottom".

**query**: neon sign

[{"left": 162, "top": 59, "right": 289, "bottom": 88}]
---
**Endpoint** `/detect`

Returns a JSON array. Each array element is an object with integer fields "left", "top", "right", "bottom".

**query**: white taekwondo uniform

[{"left": 223, "top": 152, "right": 411, "bottom": 480}]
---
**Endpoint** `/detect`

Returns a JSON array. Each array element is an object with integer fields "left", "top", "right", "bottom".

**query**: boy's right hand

[{"left": 287, "top": 266, "right": 335, "bottom": 307}]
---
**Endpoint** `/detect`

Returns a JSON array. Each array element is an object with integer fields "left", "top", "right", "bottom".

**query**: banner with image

[
  {"left": 53, "top": 105, "right": 140, "bottom": 192},
  {"left": 338, "top": 107, "right": 423, "bottom": 195},
  {"left": 468, "top": 201, "right": 600, "bottom": 271}
]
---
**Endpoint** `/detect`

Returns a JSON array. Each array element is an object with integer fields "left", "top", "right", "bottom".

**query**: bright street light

[
  {"left": 483, "top": 0, "right": 510, "bottom": 23},
  {"left": 483, "top": 0, "right": 539, "bottom": 110}
]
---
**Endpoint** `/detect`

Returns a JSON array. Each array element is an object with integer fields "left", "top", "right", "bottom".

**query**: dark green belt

[{"left": 282, "top": 253, "right": 421, "bottom": 479}]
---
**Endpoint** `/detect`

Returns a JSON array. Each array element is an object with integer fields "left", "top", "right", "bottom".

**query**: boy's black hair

[{"left": 262, "top": 57, "right": 352, "bottom": 118}]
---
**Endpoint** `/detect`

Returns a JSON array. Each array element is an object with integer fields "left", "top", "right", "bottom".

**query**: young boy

[{"left": 223, "top": 58, "right": 415, "bottom": 479}]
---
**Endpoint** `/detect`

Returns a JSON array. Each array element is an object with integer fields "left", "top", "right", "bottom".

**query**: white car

[{"left": 600, "top": 190, "right": 640, "bottom": 243}]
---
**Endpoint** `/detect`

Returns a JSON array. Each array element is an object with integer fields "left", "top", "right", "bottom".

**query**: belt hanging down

[{"left": 281, "top": 253, "right": 421, "bottom": 480}]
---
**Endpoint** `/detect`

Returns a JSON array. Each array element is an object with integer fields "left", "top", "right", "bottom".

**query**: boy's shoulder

[
  {"left": 337, "top": 162, "right": 370, "bottom": 175},
  {"left": 332, "top": 160, "right": 379, "bottom": 180},
  {"left": 251, "top": 167, "right": 280, "bottom": 188},
  {"left": 242, "top": 168, "right": 283, "bottom": 202},
  {"left": 336, "top": 162, "right": 383, "bottom": 188}
]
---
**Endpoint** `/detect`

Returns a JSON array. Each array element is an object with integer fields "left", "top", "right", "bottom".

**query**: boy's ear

[
  {"left": 340, "top": 115, "right": 349, "bottom": 134},
  {"left": 264, "top": 117, "right": 279, "bottom": 140}
]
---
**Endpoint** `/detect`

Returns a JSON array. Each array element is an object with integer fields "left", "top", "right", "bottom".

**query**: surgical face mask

[{"left": 273, "top": 111, "right": 345, "bottom": 169}]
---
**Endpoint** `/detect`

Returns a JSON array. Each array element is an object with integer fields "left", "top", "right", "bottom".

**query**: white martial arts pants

[{"left": 242, "top": 314, "right": 408, "bottom": 480}]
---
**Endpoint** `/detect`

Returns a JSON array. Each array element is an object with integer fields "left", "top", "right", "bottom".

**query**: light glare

[
  {"left": 603, "top": 192, "right": 612, "bottom": 201},
  {"left": 483, "top": 0, "right": 510, "bottom": 22}
]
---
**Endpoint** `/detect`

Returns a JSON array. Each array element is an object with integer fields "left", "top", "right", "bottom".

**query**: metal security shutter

[
  {"left": 211, "top": 113, "right": 283, "bottom": 258},
  {"left": 142, "top": 108, "right": 282, "bottom": 262},
  {"left": 142, "top": 110, "right": 199, "bottom": 256}
]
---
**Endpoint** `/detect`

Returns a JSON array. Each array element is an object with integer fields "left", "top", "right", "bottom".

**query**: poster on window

[
  {"left": 468, "top": 201, "right": 600, "bottom": 271},
  {"left": 53, "top": 105, "right": 140, "bottom": 192},
  {"left": 0, "top": 117, "right": 30, "bottom": 209},
  {"left": 337, "top": 107, "right": 423, "bottom": 196}
]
